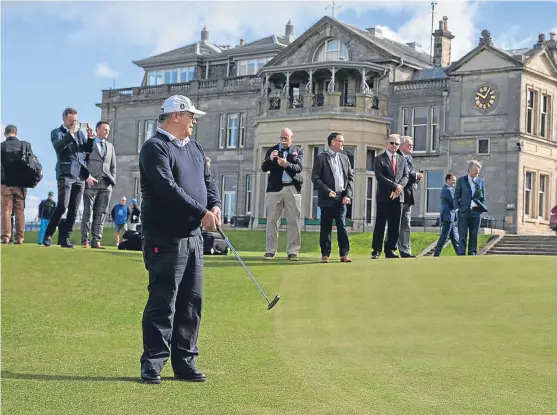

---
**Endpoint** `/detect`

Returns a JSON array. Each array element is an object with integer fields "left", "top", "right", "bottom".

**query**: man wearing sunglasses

[
  {"left": 138, "top": 95, "right": 221, "bottom": 384},
  {"left": 371, "top": 134, "right": 409, "bottom": 259}
]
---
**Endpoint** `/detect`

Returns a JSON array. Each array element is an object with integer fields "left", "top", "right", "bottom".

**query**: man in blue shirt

[
  {"left": 433, "top": 173, "right": 459, "bottom": 256},
  {"left": 139, "top": 95, "right": 221, "bottom": 384},
  {"left": 111, "top": 197, "right": 130, "bottom": 246}
]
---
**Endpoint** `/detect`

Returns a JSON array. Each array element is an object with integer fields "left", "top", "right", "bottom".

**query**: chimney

[
  {"left": 406, "top": 42, "right": 422, "bottom": 50},
  {"left": 536, "top": 33, "right": 546, "bottom": 48},
  {"left": 366, "top": 27, "right": 383, "bottom": 39},
  {"left": 547, "top": 32, "right": 557, "bottom": 63},
  {"left": 285, "top": 19, "right": 294, "bottom": 42},
  {"left": 201, "top": 26, "right": 209, "bottom": 42},
  {"left": 239, "top": 38, "right": 245, "bottom": 46},
  {"left": 432, "top": 16, "right": 454, "bottom": 67}
]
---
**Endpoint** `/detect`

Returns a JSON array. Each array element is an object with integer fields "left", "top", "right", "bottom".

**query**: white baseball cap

[{"left": 160, "top": 95, "right": 206, "bottom": 118}]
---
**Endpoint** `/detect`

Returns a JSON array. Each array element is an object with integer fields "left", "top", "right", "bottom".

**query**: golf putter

[{"left": 216, "top": 227, "right": 280, "bottom": 310}]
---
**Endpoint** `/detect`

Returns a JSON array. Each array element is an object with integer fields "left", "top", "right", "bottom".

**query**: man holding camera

[
  {"left": 396, "top": 136, "right": 423, "bottom": 258},
  {"left": 261, "top": 127, "right": 304, "bottom": 261},
  {"left": 43, "top": 108, "right": 95, "bottom": 248}
]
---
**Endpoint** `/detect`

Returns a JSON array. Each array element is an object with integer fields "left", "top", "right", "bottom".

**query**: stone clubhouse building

[{"left": 97, "top": 16, "right": 557, "bottom": 235}]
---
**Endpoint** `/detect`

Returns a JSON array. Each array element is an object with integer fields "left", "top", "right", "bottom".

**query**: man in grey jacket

[{"left": 80, "top": 121, "right": 116, "bottom": 249}]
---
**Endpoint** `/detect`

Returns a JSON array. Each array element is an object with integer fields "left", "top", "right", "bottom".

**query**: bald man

[{"left": 261, "top": 127, "right": 304, "bottom": 261}]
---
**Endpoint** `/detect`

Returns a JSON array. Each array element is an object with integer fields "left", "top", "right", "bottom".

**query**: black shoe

[
  {"left": 174, "top": 367, "right": 206, "bottom": 382},
  {"left": 61, "top": 240, "right": 75, "bottom": 248},
  {"left": 371, "top": 251, "right": 380, "bottom": 259},
  {"left": 400, "top": 252, "right": 416, "bottom": 258},
  {"left": 43, "top": 237, "right": 52, "bottom": 247},
  {"left": 141, "top": 368, "right": 161, "bottom": 384},
  {"left": 385, "top": 251, "right": 400, "bottom": 259}
]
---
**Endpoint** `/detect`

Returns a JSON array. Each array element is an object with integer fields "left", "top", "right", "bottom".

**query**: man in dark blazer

[
  {"left": 80, "top": 121, "right": 117, "bottom": 249},
  {"left": 261, "top": 127, "right": 303, "bottom": 261},
  {"left": 43, "top": 107, "right": 95, "bottom": 248},
  {"left": 433, "top": 173, "right": 459, "bottom": 256},
  {"left": 371, "top": 134, "right": 409, "bottom": 259},
  {"left": 397, "top": 136, "right": 423, "bottom": 258},
  {"left": 311, "top": 132, "right": 354, "bottom": 263},
  {"left": 454, "top": 160, "right": 487, "bottom": 256}
]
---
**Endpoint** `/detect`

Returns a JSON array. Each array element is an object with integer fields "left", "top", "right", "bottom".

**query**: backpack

[
  {"left": 118, "top": 230, "right": 143, "bottom": 251},
  {"left": 202, "top": 231, "right": 229, "bottom": 255},
  {"left": 20, "top": 142, "right": 43, "bottom": 188}
]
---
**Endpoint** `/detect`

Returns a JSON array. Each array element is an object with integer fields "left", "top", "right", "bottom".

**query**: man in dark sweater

[{"left": 139, "top": 94, "right": 221, "bottom": 385}]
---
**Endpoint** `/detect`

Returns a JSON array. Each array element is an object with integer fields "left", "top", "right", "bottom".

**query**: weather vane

[{"left": 325, "top": 0, "right": 341, "bottom": 18}]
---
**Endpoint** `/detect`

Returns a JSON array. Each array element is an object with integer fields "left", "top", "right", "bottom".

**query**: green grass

[
  {"left": 20, "top": 227, "right": 493, "bottom": 257},
  {"left": 3, "top": 236, "right": 554, "bottom": 414}
]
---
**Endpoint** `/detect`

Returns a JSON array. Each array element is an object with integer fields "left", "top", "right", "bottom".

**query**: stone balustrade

[
  {"left": 102, "top": 76, "right": 263, "bottom": 102},
  {"left": 261, "top": 91, "right": 384, "bottom": 118},
  {"left": 392, "top": 78, "right": 449, "bottom": 92}
]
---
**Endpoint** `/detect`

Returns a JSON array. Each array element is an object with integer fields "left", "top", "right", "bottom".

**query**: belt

[{"left": 282, "top": 182, "right": 294, "bottom": 186}]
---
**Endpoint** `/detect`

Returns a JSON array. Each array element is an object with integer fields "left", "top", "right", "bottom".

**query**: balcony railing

[
  {"left": 262, "top": 91, "right": 383, "bottom": 117},
  {"left": 102, "top": 76, "right": 263, "bottom": 102},
  {"left": 392, "top": 78, "right": 449, "bottom": 92}
]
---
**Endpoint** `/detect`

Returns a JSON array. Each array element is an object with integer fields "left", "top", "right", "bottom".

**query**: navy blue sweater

[{"left": 139, "top": 132, "right": 221, "bottom": 237}]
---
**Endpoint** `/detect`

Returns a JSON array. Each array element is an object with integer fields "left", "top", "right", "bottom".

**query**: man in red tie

[{"left": 371, "top": 134, "right": 409, "bottom": 259}]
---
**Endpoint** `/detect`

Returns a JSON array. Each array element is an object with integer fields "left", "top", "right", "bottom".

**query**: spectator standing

[{"left": 111, "top": 197, "right": 130, "bottom": 246}]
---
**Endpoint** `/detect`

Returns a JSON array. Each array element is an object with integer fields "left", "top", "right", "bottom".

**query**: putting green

[{"left": 2, "top": 244, "right": 555, "bottom": 414}]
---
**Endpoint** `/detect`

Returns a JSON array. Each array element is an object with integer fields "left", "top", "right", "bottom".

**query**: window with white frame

[
  {"left": 218, "top": 114, "right": 226, "bottom": 149},
  {"left": 221, "top": 175, "right": 237, "bottom": 223},
  {"left": 245, "top": 174, "right": 253, "bottom": 214},
  {"left": 365, "top": 177, "right": 374, "bottom": 224},
  {"left": 412, "top": 107, "right": 428, "bottom": 152},
  {"left": 313, "top": 38, "right": 349, "bottom": 62},
  {"left": 477, "top": 138, "right": 490, "bottom": 155},
  {"left": 524, "top": 171, "right": 533, "bottom": 217},
  {"left": 147, "top": 66, "right": 195, "bottom": 85},
  {"left": 227, "top": 114, "right": 238, "bottom": 148},
  {"left": 236, "top": 57, "right": 272, "bottom": 76},
  {"left": 239, "top": 113, "right": 246, "bottom": 148},
  {"left": 426, "top": 170, "right": 444, "bottom": 213},
  {"left": 137, "top": 119, "right": 156, "bottom": 152},
  {"left": 539, "top": 174, "right": 548, "bottom": 219},
  {"left": 526, "top": 89, "right": 535, "bottom": 134},
  {"left": 402, "top": 108, "right": 409, "bottom": 136},
  {"left": 541, "top": 94, "right": 549, "bottom": 138},
  {"left": 430, "top": 106, "right": 439, "bottom": 151},
  {"left": 311, "top": 145, "right": 325, "bottom": 219},
  {"left": 366, "top": 149, "right": 376, "bottom": 171},
  {"left": 134, "top": 177, "right": 140, "bottom": 203}
]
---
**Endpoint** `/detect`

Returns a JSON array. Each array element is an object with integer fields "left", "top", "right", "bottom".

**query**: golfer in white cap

[{"left": 138, "top": 95, "right": 222, "bottom": 384}]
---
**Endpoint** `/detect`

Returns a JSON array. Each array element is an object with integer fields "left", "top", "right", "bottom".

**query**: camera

[{"left": 77, "top": 122, "right": 89, "bottom": 130}]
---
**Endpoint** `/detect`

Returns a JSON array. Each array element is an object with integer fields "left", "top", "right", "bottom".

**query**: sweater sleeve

[{"left": 140, "top": 140, "right": 208, "bottom": 219}]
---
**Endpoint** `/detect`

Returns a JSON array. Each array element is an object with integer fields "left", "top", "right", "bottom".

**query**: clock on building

[{"left": 474, "top": 85, "right": 497, "bottom": 110}]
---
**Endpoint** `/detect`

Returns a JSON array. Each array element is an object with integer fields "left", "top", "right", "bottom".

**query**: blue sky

[{"left": 1, "top": 0, "right": 556, "bottom": 219}]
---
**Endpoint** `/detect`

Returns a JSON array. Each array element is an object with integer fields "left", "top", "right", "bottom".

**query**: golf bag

[
  {"left": 118, "top": 230, "right": 143, "bottom": 251},
  {"left": 202, "top": 230, "right": 228, "bottom": 255}
]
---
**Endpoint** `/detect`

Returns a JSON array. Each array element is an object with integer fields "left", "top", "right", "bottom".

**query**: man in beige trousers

[{"left": 261, "top": 128, "right": 304, "bottom": 261}]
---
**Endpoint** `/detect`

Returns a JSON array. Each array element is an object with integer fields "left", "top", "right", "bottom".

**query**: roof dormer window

[{"left": 314, "top": 38, "right": 349, "bottom": 62}]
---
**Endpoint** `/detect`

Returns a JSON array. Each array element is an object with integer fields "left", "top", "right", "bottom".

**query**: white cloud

[
  {"left": 376, "top": 0, "right": 480, "bottom": 63},
  {"left": 495, "top": 24, "right": 534, "bottom": 51},
  {"left": 95, "top": 62, "right": 118, "bottom": 78}
]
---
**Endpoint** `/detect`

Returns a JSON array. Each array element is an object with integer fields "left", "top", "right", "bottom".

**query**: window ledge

[{"left": 524, "top": 217, "right": 550, "bottom": 224}]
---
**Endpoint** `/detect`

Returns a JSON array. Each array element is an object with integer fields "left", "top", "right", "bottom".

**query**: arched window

[{"left": 313, "top": 38, "right": 349, "bottom": 62}]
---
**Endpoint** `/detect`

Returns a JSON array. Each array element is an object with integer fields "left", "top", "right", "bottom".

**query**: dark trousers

[
  {"left": 80, "top": 181, "right": 112, "bottom": 245},
  {"left": 457, "top": 211, "right": 482, "bottom": 256},
  {"left": 319, "top": 202, "right": 349, "bottom": 257},
  {"left": 372, "top": 200, "right": 403, "bottom": 253},
  {"left": 433, "top": 221, "right": 459, "bottom": 256},
  {"left": 141, "top": 233, "right": 204, "bottom": 374},
  {"left": 45, "top": 178, "right": 85, "bottom": 240}
]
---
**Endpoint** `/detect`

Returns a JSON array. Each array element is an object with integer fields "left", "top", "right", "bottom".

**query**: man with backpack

[{"left": 1, "top": 124, "right": 41, "bottom": 244}]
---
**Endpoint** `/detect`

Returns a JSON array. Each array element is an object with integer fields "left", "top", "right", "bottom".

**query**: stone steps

[{"left": 484, "top": 235, "right": 557, "bottom": 256}]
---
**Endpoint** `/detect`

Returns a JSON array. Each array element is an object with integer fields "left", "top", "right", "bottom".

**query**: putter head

[{"left": 267, "top": 295, "right": 280, "bottom": 310}]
